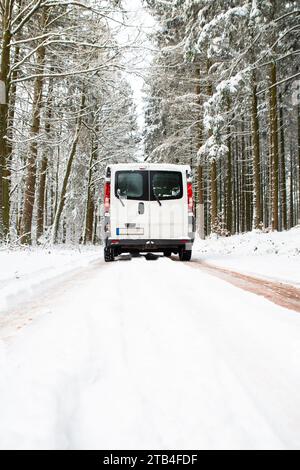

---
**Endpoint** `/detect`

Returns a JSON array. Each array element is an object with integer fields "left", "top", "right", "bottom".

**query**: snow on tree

[
  {"left": 143, "top": 0, "right": 300, "bottom": 236},
  {"left": 0, "top": 0, "right": 140, "bottom": 244}
]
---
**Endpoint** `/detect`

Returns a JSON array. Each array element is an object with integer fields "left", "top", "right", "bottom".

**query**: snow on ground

[
  {"left": 194, "top": 226, "right": 300, "bottom": 286},
  {"left": 0, "top": 251, "right": 300, "bottom": 450},
  {"left": 0, "top": 246, "right": 101, "bottom": 312}
]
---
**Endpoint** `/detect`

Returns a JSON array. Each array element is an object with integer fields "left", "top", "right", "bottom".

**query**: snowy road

[{"left": 1, "top": 254, "right": 300, "bottom": 450}]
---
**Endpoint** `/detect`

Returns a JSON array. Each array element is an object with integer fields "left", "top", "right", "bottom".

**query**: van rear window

[
  {"left": 115, "top": 170, "right": 183, "bottom": 201},
  {"left": 150, "top": 171, "right": 183, "bottom": 201},
  {"left": 115, "top": 171, "right": 148, "bottom": 200}
]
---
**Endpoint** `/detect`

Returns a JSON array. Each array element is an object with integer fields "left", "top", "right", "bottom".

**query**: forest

[{"left": 0, "top": 0, "right": 299, "bottom": 244}]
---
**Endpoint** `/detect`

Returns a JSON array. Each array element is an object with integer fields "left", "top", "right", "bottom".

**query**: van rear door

[
  {"left": 111, "top": 170, "right": 150, "bottom": 240},
  {"left": 149, "top": 170, "right": 188, "bottom": 240}
]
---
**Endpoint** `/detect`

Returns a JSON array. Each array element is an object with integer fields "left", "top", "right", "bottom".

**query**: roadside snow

[
  {"left": 194, "top": 226, "right": 300, "bottom": 286},
  {"left": 0, "top": 246, "right": 101, "bottom": 312}
]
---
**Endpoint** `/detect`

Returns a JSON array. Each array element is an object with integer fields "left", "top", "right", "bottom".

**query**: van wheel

[
  {"left": 104, "top": 247, "right": 115, "bottom": 262},
  {"left": 179, "top": 250, "right": 192, "bottom": 262},
  {"left": 164, "top": 250, "right": 172, "bottom": 257}
]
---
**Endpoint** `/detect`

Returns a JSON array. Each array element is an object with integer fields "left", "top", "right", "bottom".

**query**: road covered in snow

[{"left": 0, "top": 247, "right": 300, "bottom": 450}]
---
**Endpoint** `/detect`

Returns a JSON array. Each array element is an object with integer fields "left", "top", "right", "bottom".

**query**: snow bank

[
  {"left": 194, "top": 226, "right": 300, "bottom": 286},
  {"left": 0, "top": 246, "right": 101, "bottom": 312}
]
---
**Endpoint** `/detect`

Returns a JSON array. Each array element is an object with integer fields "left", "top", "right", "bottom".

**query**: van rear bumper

[{"left": 106, "top": 238, "right": 194, "bottom": 253}]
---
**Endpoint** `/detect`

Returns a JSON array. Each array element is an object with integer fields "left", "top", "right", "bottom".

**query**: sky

[{"left": 119, "top": 0, "right": 157, "bottom": 134}]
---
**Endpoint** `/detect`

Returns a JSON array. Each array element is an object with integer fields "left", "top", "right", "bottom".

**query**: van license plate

[{"left": 117, "top": 228, "right": 144, "bottom": 236}]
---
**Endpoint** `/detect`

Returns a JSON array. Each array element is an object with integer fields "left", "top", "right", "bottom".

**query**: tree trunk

[
  {"left": 194, "top": 65, "right": 205, "bottom": 239},
  {"left": 52, "top": 94, "right": 85, "bottom": 244},
  {"left": 289, "top": 151, "right": 294, "bottom": 229},
  {"left": 83, "top": 141, "right": 96, "bottom": 244},
  {"left": 297, "top": 103, "right": 300, "bottom": 224},
  {"left": 4, "top": 0, "right": 23, "bottom": 238},
  {"left": 36, "top": 79, "right": 53, "bottom": 242},
  {"left": 269, "top": 62, "right": 279, "bottom": 231},
  {"left": 235, "top": 140, "right": 240, "bottom": 233},
  {"left": 93, "top": 207, "right": 98, "bottom": 245},
  {"left": 226, "top": 123, "right": 233, "bottom": 234},
  {"left": 20, "top": 43, "right": 46, "bottom": 244},
  {"left": 251, "top": 72, "right": 262, "bottom": 229},
  {"left": 241, "top": 156, "right": 246, "bottom": 233},
  {"left": 54, "top": 153, "right": 60, "bottom": 222},
  {"left": 206, "top": 62, "right": 218, "bottom": 234},
  {"left": 279, "top": 95, "right": 287, "bottom": 231},
  {"left": 197, "top": 164, "right": 205, "bottom": 239},
  {"left": 233, "top": 135, "right": 237, "bottom": 233},
  {"left": 211, "top": 159, "right": 218, "bottom": 233},
  {"left": 246, "top": 141, "right": 252, "bottom": 231},
  {"left": 84, "top": 189, "right": 95, "bottom": 244},
  {"left": 0, "top": 17, "right": 12, "bottom": 238}
]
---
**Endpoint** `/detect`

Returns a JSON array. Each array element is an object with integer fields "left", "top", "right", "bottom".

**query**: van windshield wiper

[
  {"left": 117, "top": 189, "right": 125, "bottom": 207},
  {"left": 154, "top": 193, "right": 162, "bottom": 206}
]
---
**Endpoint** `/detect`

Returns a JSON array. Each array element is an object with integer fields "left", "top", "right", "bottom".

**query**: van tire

[
  {"left": 104, "top": 247, "right": 115, "bottom": 262},
  {"left": 164, "top": 250, "right": 172, "bottom": 257},
  {"left": 179, "top": 249, "right": 192, "bottom": 262}
]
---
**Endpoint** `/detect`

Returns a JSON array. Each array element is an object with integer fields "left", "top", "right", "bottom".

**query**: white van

[{"left": 103, "top": 163, "right": 195, "bottom": 261}]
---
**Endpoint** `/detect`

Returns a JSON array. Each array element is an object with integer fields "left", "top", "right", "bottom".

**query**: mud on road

[{"left": 181, "top": 259, "right": 300, "bottom": 314}]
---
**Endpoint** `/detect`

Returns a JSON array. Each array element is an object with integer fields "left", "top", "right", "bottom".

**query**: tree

[
  {"left": 144, "top": 0, "right": 300, "bottom": 236},
  {"left": 1, "top": 0, "right": 140, "bottom": 244}
]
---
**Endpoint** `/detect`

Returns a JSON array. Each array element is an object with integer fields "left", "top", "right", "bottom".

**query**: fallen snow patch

[{"left": 0, "top": 246, "right": 101, "bottom": 312}]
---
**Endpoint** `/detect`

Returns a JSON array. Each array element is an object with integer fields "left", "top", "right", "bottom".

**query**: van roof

[{"left": 107, "top": 163, "right": 191, "bottom": 172}]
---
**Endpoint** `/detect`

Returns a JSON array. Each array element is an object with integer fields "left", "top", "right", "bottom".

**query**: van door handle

[{"left": 138, "top": 202, "right": 144, "bottom": 215}]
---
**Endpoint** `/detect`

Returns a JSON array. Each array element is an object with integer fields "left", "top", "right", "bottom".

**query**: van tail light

[
  {"left": 187, "top": 182, "right": 194, "bottom": 212},
  {"left": 104, "top": 182, "right": 110, "bottom": 212}
]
